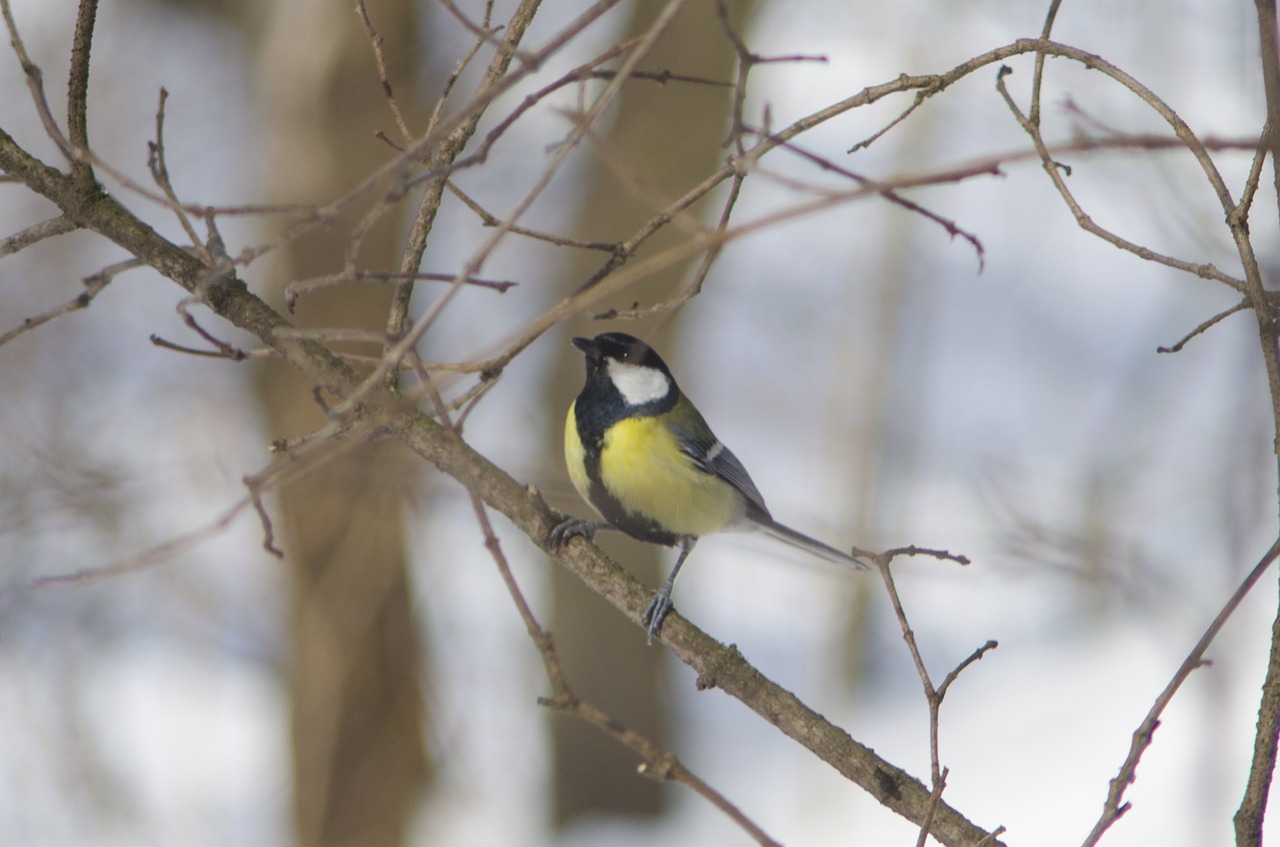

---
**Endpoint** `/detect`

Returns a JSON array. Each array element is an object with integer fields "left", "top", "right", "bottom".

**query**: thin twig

[
  {"left": 32, "top": 497, "right": 254, "bottom": 585},
  {"left": 916, "top": 767, "right": 950, "bottom": 847},
  {"left": 714, "top": 0, "right": 825, "bottom": 152},
  {"left": 769, "top": 132, "right": 986, "bottom": 271},
  {"left": 462, "top": 130, "right": 1253, "bottom": 386},
  {"left": 447, "top": 181, "right": 619, "bottom": 251},
  {"left": 422, "top": 3, "right": 493, "bottom": 142},
  {"left": 1, "top": 0, "right": 74, "bottom": 161},
  {"left": 1233, "top": 6, "right": 1280, "bottom": 843},
  {"left": 354, "top": 0, "right": 687, "bottom": 413},
  {"left": 286, "top": 268, "right": 517, "bottom": 307},
  {"left": 996, "top": 65, "right": 1245, "bottom": 293},
  {"left": 0, "top": 215, "right": 77, "bottom": 258},
  {"left": 848, "top": 89, "right": 936, "bottom": 153},
  {"left": 874, "top": 547, "right": 998, "bottom": 841},
  {"left": 245, "top": 481, "right": 283, "bottom": 558},
  {"left": 1234, "top": 123, "right": 1270, "bottom": 227},
  {"left": 1156, "top": 299, "right": 1249, "bottom": 353},
  {"left": 382, "top": 0, "right": 550, "bottom": 374},
  {"left": 437, "top": 0, "right": 512, "bottom": 58},
  {"left": 1080, "top": 537, "right": 1280, "bottom": 847},
  {"left": 176, "top": 298, "right": 248, "bottom": 360},
  {"left": 148, "top": 88, "right": 210, "bottom": 265},
  {"left": 149, "top": 334, "right": 272, "bottom": 360},
  {"left": 0, "top": 258, "right": 137, "bottom": 348},
  {"left": 597, "top": 168, "right": 747, "bottom": 319},
  {"left": 356, "top": 0, "right": 413, "bottom": 144},
  {"left": 1028, "top": 0, "right": 1063, "bottom": 127}
]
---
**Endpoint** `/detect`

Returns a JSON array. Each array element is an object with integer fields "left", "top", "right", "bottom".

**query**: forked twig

[
  {"left": 148, "top": 88, "right": 209, "bottom": 265},
  {"left": 872, "top": 546, "right": 999, "bottom": 845},
  {"left": 996, "top": 64, "right": 1245, "bottom": 293}
]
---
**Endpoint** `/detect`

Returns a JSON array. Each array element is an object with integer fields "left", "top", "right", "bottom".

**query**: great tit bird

[{"left": 552, "top": 332, "right": 868, "bottom": 643}]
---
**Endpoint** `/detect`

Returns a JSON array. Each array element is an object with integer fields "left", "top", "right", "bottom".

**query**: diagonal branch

[{"left": 1082, "top": 538, "right": 1280, "bottom": 847}]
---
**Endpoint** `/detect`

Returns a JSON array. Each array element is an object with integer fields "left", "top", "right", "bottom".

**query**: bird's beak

[{"left": 572, "top": 336, "right": 596, "bottom": 355}]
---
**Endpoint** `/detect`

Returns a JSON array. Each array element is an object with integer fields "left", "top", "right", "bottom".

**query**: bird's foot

[
  {"left": 550, "top": 517, "right": 599, "bottom": 547},
  {"left": 641, "top": 586, "right": 674, "bottom": 645}
]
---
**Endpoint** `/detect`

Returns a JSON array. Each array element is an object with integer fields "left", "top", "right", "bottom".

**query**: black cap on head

[{"left": 572, "top": 332, "right": 671, "bottom": 377}]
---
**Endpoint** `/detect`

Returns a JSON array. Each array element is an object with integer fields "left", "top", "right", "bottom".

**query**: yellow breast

[{"left": 597, "top": 416, "right": 742, "bottom": 537}]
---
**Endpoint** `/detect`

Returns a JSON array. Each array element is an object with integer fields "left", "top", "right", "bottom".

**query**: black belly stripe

[{"left": 574, "top": 397, "right": 681, "bottom": 547}]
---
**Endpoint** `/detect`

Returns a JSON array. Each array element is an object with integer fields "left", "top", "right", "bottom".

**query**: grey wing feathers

[
  {"left": 705, "top": 442, "right": 771, "bottom": 519},
  {"left": 673, "top": 423, "right": 867, "bottom": 569},
  {"left": 674, "top": 428, "right": 771, "bottom": 519}
]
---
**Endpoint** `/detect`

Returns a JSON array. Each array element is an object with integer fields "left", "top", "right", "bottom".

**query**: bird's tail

[{"left": 754, "top": 517, "right": 870, "bottom": 570}]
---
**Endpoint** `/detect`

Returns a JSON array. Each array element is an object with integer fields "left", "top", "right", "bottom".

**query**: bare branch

[
  {"left": 1, "top": 0, "right": 74, "bottom": 161},
  {"left": 362, "top": 0, "right": 688, "bottom": 410},
  {"left": 32, "top": 496, "right": 254, "bottom": 586},
  {"left": 356, "top": 0, "right": 413, "bottom": 144},
  {"left": 767, "top": 133, "right": 986, "bottom": 271},
  {"left": 1234, "top": 7, "right": 1280, "bottom": 842},
  {"left": 1081, "top": 538, "right": 1280, "bottom": 847},
  {"left": 67, "top": 0, "right": 98, "bottom": 184},
  {"left": 286, "top": 267, "right": 517, "bottom": 308},
  {"left": 148, "top": 88, "right": 210, "bottom": 265},
  {"left": 0, "top": 258, "right": 137, "bottom": 347},
  {"left": 997, "top": 65, "right": 1245, "bottom": 293},
  {"left": 383, "top": 0, "right": 550, "bottom": 370},
  {"left": 176, "top": 297, "right": 248, "bottom": 360},
  {"left": 0, "top": 214, "right": 77, "bottom": 258},
  {"left": 1157, "top": 299, "right": 1250, "bottom": 353},
  {"left": 1029, "top": 0, "right": 1064, "bottom": 127},
  {"left": 448, "top": 181, "right": 620, "bottom": 251}
]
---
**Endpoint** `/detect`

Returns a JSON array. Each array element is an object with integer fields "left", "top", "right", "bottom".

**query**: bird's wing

[{"left": 674, "top": 425, "right": 772, "bottom": 521}]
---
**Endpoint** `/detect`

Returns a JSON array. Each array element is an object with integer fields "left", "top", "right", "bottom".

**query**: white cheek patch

[{"left": 607, "top": 360, "right": 671, "bottom": 405}]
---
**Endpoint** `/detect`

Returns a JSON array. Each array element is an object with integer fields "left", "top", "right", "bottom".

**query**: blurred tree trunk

[
  {"left": 236, "top": 2, "right": 430, "bottom": 846},
  {"left": 548, "top": 0, "right": 756, "bottom": 826}
]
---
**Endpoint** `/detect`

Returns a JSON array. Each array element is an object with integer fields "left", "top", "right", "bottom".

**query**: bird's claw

[
  {"left": 641, "top": 587, "right": 674, "bottom": 645},
  {"left": 550, "top": 517, "right": 598, "bottom": 548}
]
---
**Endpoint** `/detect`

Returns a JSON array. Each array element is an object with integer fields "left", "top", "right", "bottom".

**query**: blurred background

[{"left": 0, "top": 1, "right": 1275, "bottom": 845}]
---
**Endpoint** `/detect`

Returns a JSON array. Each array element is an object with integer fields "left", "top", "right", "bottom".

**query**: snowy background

[{"left": 0, "top": 1, "right": 1275, "bottom": 845}]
